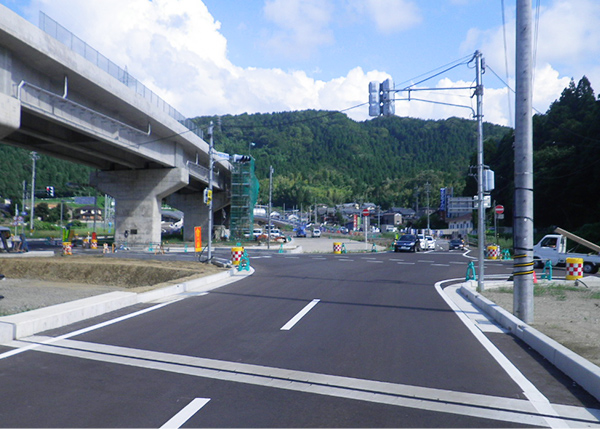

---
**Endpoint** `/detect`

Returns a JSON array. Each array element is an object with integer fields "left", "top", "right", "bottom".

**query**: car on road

[
  {"left": 449, "top": 239, "right": 465, "bottom": 250},
  {"left": 394, "top": 234, "right": 421, "bottom": 252},
  {"left": 252, "top": 228, "right": 263, "bottom": 239},
  {"left": 312, "top": 228, "right": 321, "bottom": 238},
  {"left": 425, "top": 235, "right": 436, "bottom": 250}
]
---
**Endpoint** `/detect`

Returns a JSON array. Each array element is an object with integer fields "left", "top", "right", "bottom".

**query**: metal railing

[{"left": 38, "top": 12, "right": 203, "bottom": 140}]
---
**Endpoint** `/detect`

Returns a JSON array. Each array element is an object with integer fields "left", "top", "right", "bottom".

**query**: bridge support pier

[
  {"left": 0, "top": 93, "right": 20, "bottom": 140},
  {"left": 91, "top": 168, "right": 188, "bottom": 246},
  {"left": 167, "top": 190, "right": 229, "bottom": 245}
]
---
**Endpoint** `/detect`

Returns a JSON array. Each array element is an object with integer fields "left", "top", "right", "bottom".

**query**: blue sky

[{"left": 2, "top": 0, "right": 599, "bottom": 125}]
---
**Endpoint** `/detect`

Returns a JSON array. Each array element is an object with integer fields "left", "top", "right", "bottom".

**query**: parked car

[
  {"left": 394, "top": 234, "right": 421, "bottom": 252},
  {"left": 296, "top": 226, "right": 307, "bottom": 237},
  {"left": 312, "top": 228, "right": 321, "bottom": 238},
  {"left": 449, "top": 239, "right": 465, "bottom": 250},
  {"left": 252, "top": 228, "right": 263, "bottom": 239},
  {"left": 339, "top": 227, "right": 349, "bottom": 234},
  {"left": 425, "top": 235, "right": 436, "bottom": 250}
]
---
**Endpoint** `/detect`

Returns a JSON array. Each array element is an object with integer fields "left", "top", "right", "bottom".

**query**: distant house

[
  {"left": 380, "top": 212, "right": 403, "bottom": 226},
  {"left": 390, "top": 207, "right": 417, "bottom": 221},
  {"left": 73, "top": 205, "right": 103, "bottom": 221},
  {"left": 447, "top": 213, "right": 473, "bottom": 237}
]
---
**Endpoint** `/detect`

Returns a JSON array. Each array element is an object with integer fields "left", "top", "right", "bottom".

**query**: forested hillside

[
  {"left": 468, "top": 76, "right": 600, "bottom": 233},
  {"left": 193, "top": 112, "right": 510, "bottom": 209},
  {"left": 0, "top": 145, "right": 92, "bottom": 206}
]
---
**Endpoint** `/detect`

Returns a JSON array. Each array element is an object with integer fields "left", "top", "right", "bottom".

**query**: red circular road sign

[
  {"left": 495, "top": 205, "right": 504, "bottom": 215},
  {"left": 363, "top": 208, "right": 370, "bottom": 216}
]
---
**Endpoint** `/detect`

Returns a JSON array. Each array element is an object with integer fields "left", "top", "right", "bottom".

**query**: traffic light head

[
  {"left": 232, "top": 154, "right": 251, "bottom": 163},
  {"left": 46, "top": 186, "right": 54, "bottom": 197}
]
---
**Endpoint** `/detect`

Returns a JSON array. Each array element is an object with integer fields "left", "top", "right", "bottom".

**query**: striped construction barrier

[
  {"left": 486, "top": 245, "right": 500, "bottom": 260},
  {"left": 566, "top": 257, "right": 583, "bottom": 280},
  {"left": 231, "top": 246, "right": 244, "bottom": 266},
  {"left": 333, "top": 242, "right": 342, "bottom": 254}
]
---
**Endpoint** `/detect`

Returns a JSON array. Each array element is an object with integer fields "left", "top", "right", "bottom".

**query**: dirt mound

[{"left": 0, "top": 255, "right": 225, "bottom": 288}]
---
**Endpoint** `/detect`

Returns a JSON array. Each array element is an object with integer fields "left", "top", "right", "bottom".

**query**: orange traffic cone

[{"left": 533, "top": 271, "right": 538, "bottom": 284}]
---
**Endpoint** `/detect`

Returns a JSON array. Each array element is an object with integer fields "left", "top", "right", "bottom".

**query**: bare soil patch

[
  {"left": 482, "top": 283, "right": 600, "bottom": 367},
  {"left": 0, "top": 255, "right": 226, "bottom": 315}
]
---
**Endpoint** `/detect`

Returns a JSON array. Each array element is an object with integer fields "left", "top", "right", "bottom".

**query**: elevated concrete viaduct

[{"left": 0, "top": 7, "right": 230, "bottom": 246}]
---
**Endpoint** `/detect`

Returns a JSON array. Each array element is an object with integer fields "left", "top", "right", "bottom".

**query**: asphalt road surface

[{"left": 0, "top": 249, "right": 599, "bottom": 427}]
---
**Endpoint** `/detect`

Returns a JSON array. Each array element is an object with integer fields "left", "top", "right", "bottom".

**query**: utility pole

[
  {"left": 30, "top": 151, "right": 39, "bottom": 234},
  {"left": 425, "top": 182, "right": 431, "bottom": 234},
  {"left": 514, "top": 0, "right": 534, "bottom": 323},
  {"left": 207, "top": 121, "right": 214, "bottom": 261},
  {"left": 268, "top": 166, "right": 273, "bottom": 250},
  {"left": 475, "top": 50, "right": 486, "bottom": 292}
]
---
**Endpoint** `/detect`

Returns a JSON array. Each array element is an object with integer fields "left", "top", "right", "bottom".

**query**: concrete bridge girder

[{"left": 90, "top": 167, "right": 188, "bottom": 246}]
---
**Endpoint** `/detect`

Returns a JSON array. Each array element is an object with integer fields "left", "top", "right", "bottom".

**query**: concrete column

[
  {"left": 0, "top": 93, "right": 20, "bottom": 140},
  {"left": 167, "top": 189, "right": 229, "bottom": 244},
  {"left": 91, "top": 168, "right": 188, "bottom": 246},
  {"left": 166, "top": 192, "right": 209, "bottom": 243}
]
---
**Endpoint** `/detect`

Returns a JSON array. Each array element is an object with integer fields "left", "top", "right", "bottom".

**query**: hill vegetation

[
  {"left": 192, "top": 112, "right": 509, "bottom": 211},
  {"left": 466, "top": 76, "right": 600, "bottom": 236}
]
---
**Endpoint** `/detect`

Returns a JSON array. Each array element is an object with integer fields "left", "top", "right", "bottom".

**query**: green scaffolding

[{"left": 230, "top": 158, "right": 259, "bottom": 241}]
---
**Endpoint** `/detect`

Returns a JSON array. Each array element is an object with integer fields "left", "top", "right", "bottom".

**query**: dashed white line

[
  {"left": 160, "top": 398, "right": 210, "bottom": 429},
  {"left": 281, "top": 299, "right": 320, "bottom": 330}
]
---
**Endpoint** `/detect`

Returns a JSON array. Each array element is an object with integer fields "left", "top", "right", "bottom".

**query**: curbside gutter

[
  {"left": 0, "top": 267, "right": 252, "bottom": 344},
  {"left": 460, "top": 283, "right": 600, "bottom": 403}
]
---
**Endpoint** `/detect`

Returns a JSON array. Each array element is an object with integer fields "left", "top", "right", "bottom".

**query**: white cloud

[
  {"left": 347, "top": 0, "right": 422, "bottom": 34},
  {"left": 461, "top": 0, "right": 600, "bottom": 123},
  {"left": 262, "top": 0, "right": 335, "bottom": 59}
]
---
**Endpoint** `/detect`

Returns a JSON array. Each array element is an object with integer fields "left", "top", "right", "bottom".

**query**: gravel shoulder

[{"left": 481, "top": 281, "right": 600, "bottom": 367}]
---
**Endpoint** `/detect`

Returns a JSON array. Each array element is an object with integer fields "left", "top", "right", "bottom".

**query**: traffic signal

[
  {"left": 368, "top": 78, "right": 395, "bottom": 117},
  {"left": 203, "top": 188, "right": 213, "bottom": 205},
  {"left": 382, "top": 78, "right": 395, "bottom": 116},
  {"left": 232, "top": 154, "right": 251, "bottom": 163},
  {"left": 368, "top": 81, "right": 381, "bottom": 117},
  {"left": 46, "top": 186, "right": 54, "bottom": 197}
]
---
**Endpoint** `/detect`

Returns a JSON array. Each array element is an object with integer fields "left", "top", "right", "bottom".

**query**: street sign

[
  {"left": 495, "top": 205, "right": 505, "bottom": 215},
  {"left": 362, "top": 208, "right": 370, "bottom": 216}
]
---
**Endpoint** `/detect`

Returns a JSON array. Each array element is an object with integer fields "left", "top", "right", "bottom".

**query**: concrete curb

[
  {"left": 460, "top": 283, "right": 600, "bottom": 402},
  {"left": 0, "top": 267, "right": 250, "bottom": 344}
]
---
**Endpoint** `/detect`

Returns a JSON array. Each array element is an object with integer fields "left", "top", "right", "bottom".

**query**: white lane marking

[
  {"left": 417, "top": 260, "right": 435, "bottom": 263},
  {"left": 337, "top": 259, "right": 354, "bottom": 262},
  {"left": 431, "top": 264, "right": 450, "bottom": 267},
  {"left": 389, "top": 259, "right": 404, "bottom": 261},
  {"left": 396, "top": 262, "right": 415, "bottom": 265},
  {"left": 160, "top": 398, "right": 210, "bottom": 429},
  {"left": 16, "top": 337, "right": 599, "bottom": 427},
  {"left": 281, "top": 299, "right": 320, "bottom": 330},
  {"left": 450, "top": 262, "right": 465, "bottom": 265},
  {"left": 366, "top": 260, "right": 384, "bottom": 264},
  {"left": 0, "top": 300, "right": 178, "bottom": 360},
  {"left": 435, "top": 279, "right": 568, "bottom": 428}
]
